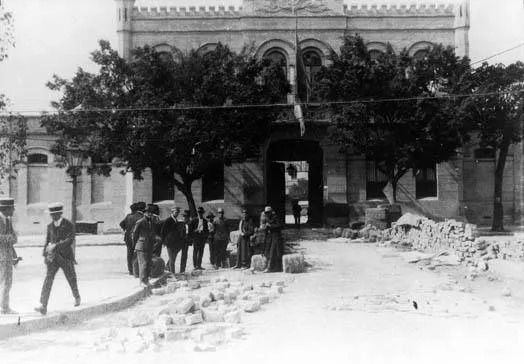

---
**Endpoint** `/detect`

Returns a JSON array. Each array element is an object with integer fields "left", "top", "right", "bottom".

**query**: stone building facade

[{"left": 2, "top": 0, "right": 523, "bottom": 234}]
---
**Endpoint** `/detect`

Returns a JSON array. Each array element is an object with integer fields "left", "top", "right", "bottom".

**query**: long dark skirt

[{"left": 264, "top": 231, "right": 283, "bottom": 272}]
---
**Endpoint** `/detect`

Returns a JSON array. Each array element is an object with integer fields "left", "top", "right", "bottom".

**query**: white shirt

[
  {"left": 197, "top": 217, "right": 204, "bottom": 232},
  {"left": 53, "top": 218, "right": 63, "bottom": 227}
]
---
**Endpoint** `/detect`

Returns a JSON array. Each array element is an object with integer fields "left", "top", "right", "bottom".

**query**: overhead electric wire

[
  {"left": 471, "top": 42, "right": 524, "bottom": 66},
  {"left": 0, "top": 89, "right": 522, "bottom": 116}
]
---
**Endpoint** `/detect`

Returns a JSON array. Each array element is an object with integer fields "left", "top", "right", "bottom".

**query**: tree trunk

[
  {"left": 388, "top": 177, "right": 398, "bottom": 203},
  {"left": 179, "top": 181, "right": 197, "bottom": 218},
  {"left": 492, "top": 140, "right": 510, "bottom": 231}
]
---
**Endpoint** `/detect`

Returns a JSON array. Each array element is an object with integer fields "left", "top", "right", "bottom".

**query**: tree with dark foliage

[
  {"left": 457, "top": 62, "right": 524, "bottom": 231},
  {"left": 42, "top": 41, "right": 290, "bottom": 215},
  {"left": 316, "top": 35, "right": 470, "bottom": 202}
]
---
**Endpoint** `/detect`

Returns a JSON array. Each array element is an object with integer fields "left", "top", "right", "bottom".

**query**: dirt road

[{"left": 1, "top": 241, "right": 523, "bottom": 364}]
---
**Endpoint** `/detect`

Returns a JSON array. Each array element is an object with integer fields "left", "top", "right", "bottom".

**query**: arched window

[
  {"left": 27, "top": 153, "right": 48, "bottom": 204},
  {"left": 157, "top": 51, "right": 173, "bottom": 63},
  {"left": 369, "top": 50, "right": 384, "bottom": 61},
  {"left": 302, "top": 48, "right": 322, "bottom": 102},
  {"left": 27, "top": 154, "right": 48, "bottom": 164},
  {"left": 264, "top": 49, "right": 288, "bottom": 77},
  {"left": 413, "top": 50, "right": 429, "bottom": 61}
]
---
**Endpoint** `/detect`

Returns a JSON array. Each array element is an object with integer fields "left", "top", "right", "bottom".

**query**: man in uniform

[
  {"left": 132, "top": 204, "right": 157, "bottom": 287},
  {"left": 191, "top": 206, "right": 208, "bottom": 270},
  {"left": 0, "top": 198, "right": 19, "bottom": 314},
  {"left": 213, "top": 208, "right": 230, "bottom": 268},
  {"left": 119, "top": 202, "right": 145, "bottom": 275},
  {"left": 35, "top": 202, "right": 81, "bottom": 315}
]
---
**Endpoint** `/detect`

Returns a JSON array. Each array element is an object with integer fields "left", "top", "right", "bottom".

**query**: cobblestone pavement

[{"left": 1, "top": 241, "right": 524, "bottom": 364}]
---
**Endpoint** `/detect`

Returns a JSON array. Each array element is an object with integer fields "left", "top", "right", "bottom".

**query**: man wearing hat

[
  {"left": 190, "top": 206, "right": 208, "bottom": 270},
  {"left": 213, "top": 208, "right": 230, "bottom": 269},
  {"left": 132, "top": 204, "right": 157, "bottom": 287},
  {"left": 0, "top": 197, "right": 19, "bottom": 314},
  {"left": 147, "top": 204, "right": 163, "bottom": 257},
  {"left": 119, "top": 202, "right": 145, "bottom": 275},
  {"left": 35, "top": 202, "right": 81, "bottom": 315},
  {"left": 160, "top": 207, "right": 188, "bottom": 274}
]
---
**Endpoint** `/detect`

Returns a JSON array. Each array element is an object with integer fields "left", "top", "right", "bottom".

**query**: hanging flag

[
  {"left": 294, "top": 14, "right": 310, "bottom": 137},
  {"left": 294, "top": 103, "right": 305, "bottom": 136}
]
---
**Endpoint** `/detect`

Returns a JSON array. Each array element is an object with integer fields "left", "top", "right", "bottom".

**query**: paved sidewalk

[
  {"left": 0, "top": 245, "right": 145, "bottom": 339},
  {"left": 17, "top": 233, "right": 124, "bottom": 247}
]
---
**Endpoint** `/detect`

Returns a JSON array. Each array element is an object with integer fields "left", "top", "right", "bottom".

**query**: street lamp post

[{"left": 66, "top": 144, "right": 84, "bottom": 239}]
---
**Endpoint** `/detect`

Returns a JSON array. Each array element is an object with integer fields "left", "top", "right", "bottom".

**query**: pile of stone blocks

[{"left": 99, "top": 275, "right": 289, "bottom": 354}]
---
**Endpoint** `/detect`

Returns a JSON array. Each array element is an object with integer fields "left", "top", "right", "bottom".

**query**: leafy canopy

[
  {"left": 42, "top": 40, "right": 290, "bottom": 209},
  {"left": 316, "top": 35, "right": 470, "bottom": 199}
]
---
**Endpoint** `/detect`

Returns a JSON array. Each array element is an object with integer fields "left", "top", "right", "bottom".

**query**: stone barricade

[{"left": 356, "top": 212, "right": 524, "bottom": 266}]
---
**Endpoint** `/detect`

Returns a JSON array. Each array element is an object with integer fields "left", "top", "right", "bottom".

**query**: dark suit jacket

[
  {"left": 132, "top": 217, "right": 157, "bottom": 252},
  {"left": 43, "top": 218, "right": 75, "bottom": 262},
  {"left": 161, "top": 216, "right": 188, "bottom": 249},
  {"left": 239, "top": 217, "right": 255, "bottom": 238},
  {"left": 120, "top": 211, "right": 143, "bottom": 246},
  {"left": 190, "top": 216, "right": 209, "bottom": 242}
]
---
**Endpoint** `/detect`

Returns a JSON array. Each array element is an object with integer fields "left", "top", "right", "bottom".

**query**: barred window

[
  {"left": 416, "top": 165, "right": 437, "bottom": 199},
  {"left": 366, "top": 160, "right": 388, "bottom": 200}
]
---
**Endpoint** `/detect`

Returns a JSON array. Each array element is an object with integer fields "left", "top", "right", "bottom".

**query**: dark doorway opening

[{"left": 266, "top": 140, "right": 324, "bottom": 227}]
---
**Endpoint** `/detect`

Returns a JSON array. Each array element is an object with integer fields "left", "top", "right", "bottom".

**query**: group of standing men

[
  {"left": 120, "top": 203, "right": 246, "bottom": 287},
  {"left": 119, "top": 203, "right": 285, "bottom": 287},
  {"left": 1, "top": 198, "right": 80, "bottom": 316}
]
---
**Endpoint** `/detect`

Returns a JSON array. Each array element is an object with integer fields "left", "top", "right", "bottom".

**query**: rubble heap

[
  {"left": 336, "top": 213, "right": 524, "bottom": 265},
  {"left": 92, "top": 275, "right": 288, "bottom": 354}
]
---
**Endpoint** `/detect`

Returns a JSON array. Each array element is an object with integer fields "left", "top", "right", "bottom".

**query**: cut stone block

[
  {"left": 185, "top": 311, "right": 203, "bottom": 325},
  {"left": 215, "top": 282, "right": 230, "bottom": 291},
  {"left": 166, "top": 282, "right": 178, "bottom": 293},
  {"left": 241, "top": 284, "right": 253, "bottom": 292},
  {"left": 225, "top": 288, "right": 240, "bottom": 299},
  {"left": 210, "top": 291, "right": 225, "bottom": 301},
  {"left": 258, "top": 294, "right": 270, "bottom": 305},
  {"left": 152, "top": 287, "right": 166, "bottom": 296},
  {"left": 175, "top": 298, "right": 195, "bottom": 314},
  {"left": 224, "top": 310, "right": 242, "bottom": 324},
  {"left": 251, "top": 255, "right": 267, "bottom": 271},
  {"left": 165, "top": 327, "right": 189, "bottom": 341},
  {"left": 128, "top": 312, "right": 154, "bottom": 328},
  {"left": 170, "top": 314, "right": 187, "bottom": 326},
  {"left": 272, "top": 286, "right": 284, "bottom": 294},
  {"left": 283, "top": 254, "right": 306, "bottom": 273},
  {"left": 202, "top": 308, "right": 225, "bottom": 322},
  {"left": 226, "top": 327, "right": 244, "bottom": 339},
  {"left": 189, "top": 281, "right": 201, "bottom": 289},
  {"left": 200, "top": 295, "right": 212, "bottom": 308},
  {"left": 241, "top": 300, "right": 261, "bottom": 313}
]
